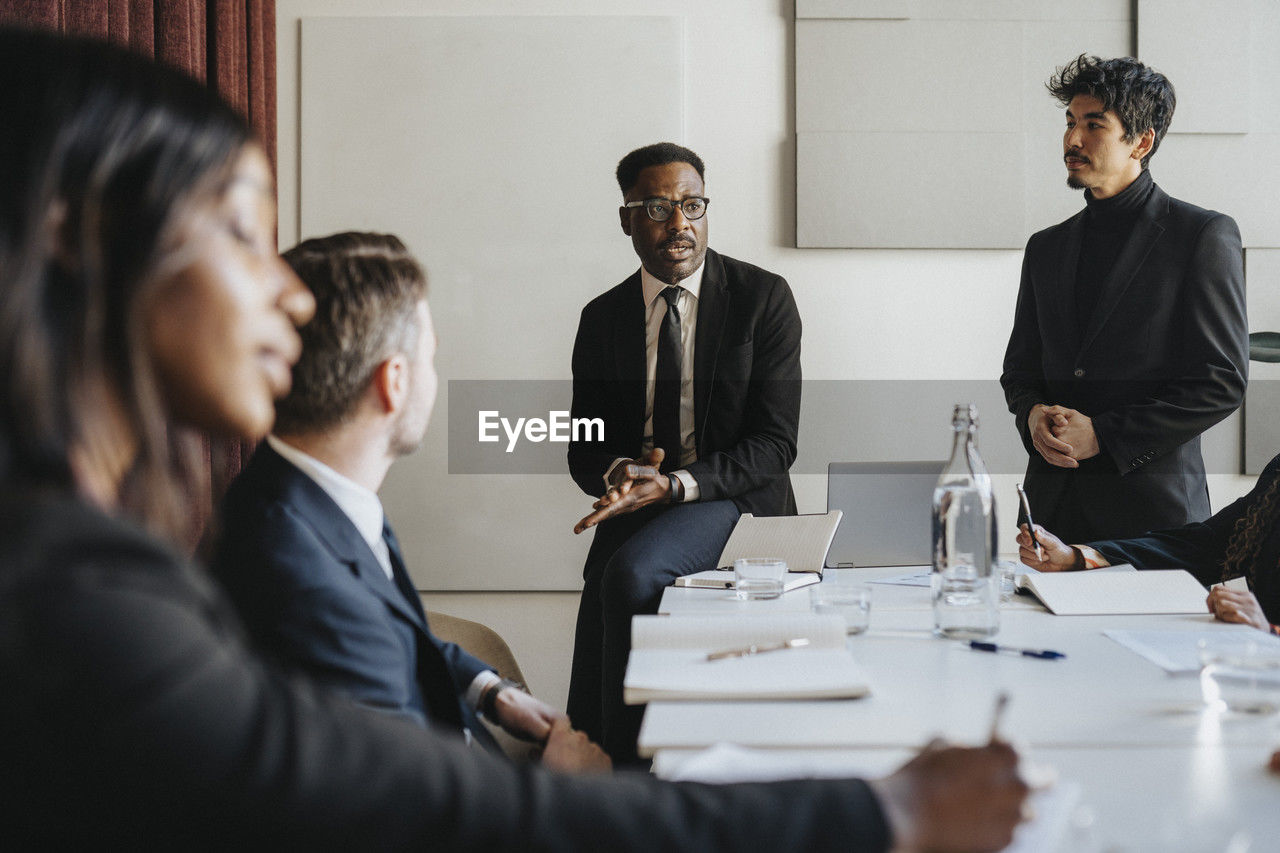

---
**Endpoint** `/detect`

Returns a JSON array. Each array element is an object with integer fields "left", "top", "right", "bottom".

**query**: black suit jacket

[
  {"left": 214, "top": 443, "right": 492, "bottom": 744},
  {"left": 1001, "top": 181, "right": 1247, "bottom": 540},
  {"left": 1090, "top": 452, "right": 1280, "bottom": 624},
  {"left": 568, "top": 248, "right": 802, "bottom": 518},
  {"left": 0, "top": 492, "right": 891, "bottom": 850}
]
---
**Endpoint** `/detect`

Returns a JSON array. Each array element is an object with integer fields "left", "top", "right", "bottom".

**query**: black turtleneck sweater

[{"left": 1075, "top": 168, "right": 1156, "bottom": 334}]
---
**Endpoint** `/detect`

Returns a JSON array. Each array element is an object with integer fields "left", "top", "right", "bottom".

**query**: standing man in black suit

[
  {"left": 1001, "top": 55, "right": 1248, "bottom": 543},
  {"left": 215, "top": 231, "right": 606, "bottom": 771},
  {"left": 567, "top": 143, "right": 802, "bottom": 762}
]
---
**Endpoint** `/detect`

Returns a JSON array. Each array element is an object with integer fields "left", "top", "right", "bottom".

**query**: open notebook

[
  {"left": 1016, "top": 567, "right": 1210, "bottom": 615},
  {"left": 623, "top": 612, "right": 870, "bottom": 704},
  {"left": 672, "top": 511, "right": 842, "bottom": 593}
]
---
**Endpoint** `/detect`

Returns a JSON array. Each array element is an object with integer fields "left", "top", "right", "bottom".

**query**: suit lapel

[
  {"left": 1077, "top": 187, "right": 1169, "bottom": 356},
  {"left": 260, "top": 445, "right": 427, "bottom": 632},
  {"left": 693, "top": 249, "right": 729, "bottom": 449},
  {"left": 1054, "top": 212, "right": 1085, "bottom": 349},
  {"left": 613, "top": 270, "right": 648, "bottom": 436}
]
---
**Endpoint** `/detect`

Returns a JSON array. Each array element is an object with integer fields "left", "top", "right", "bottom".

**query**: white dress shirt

[
  {"left": 603, "top": 262, "right": 703, "bottom": 501},
  {"left": 265, "top": 436, "right": 499, "bottom": 711}
]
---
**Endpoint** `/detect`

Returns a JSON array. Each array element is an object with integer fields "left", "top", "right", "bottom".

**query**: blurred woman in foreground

[{"left": 0, "top": 27, "right": 1026, "bottom": 851}]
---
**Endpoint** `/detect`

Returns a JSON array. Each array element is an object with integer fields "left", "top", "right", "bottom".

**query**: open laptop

[{"left": 825, "top": 461, "right": 945, "bottom": 568}]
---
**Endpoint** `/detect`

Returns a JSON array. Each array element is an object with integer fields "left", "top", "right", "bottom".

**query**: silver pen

[
  {"left": 989, "top": 692, "right": 1010, "bottom": 742},
  {"left": 706, "top": 637, "right": 810, "bottom": 661}
]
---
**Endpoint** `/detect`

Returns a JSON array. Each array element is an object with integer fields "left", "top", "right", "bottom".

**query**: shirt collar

[
  {"left": 640, "top": 259, "right": 705, "bottom": 309},
  {"left": 266, "top": 435, "right": 387, "bottom": 554}
]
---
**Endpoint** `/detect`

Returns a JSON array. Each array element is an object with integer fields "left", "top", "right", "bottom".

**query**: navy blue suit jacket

[{"left": 214, "top": 443, "right": 494, "bottom": 746}]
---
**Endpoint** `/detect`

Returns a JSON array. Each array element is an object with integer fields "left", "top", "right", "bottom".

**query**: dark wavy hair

[
  {"left": 1220, "top": 476, "right": 1280, "bottom": 596},
  {"left": 1047, "top": 54, "right": 1176, "bottom": 169},
  {"left": 275, "top": 232, "right": 428, "bottom": 435},
  {"left": 616, "top": 142, "right": 705, "bottom": 196},
  {"left": 0, "top": 27, "right": 253, "bottom": 543}
]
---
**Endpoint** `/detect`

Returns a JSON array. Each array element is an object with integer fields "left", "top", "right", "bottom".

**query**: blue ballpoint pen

[{"left": 969, "top": 641, "right": 1066, "bottom": 660}]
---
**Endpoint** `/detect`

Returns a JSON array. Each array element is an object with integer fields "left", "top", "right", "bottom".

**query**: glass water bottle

[{"left": 932, "top": 404, "right": 999, "bottom": 639}]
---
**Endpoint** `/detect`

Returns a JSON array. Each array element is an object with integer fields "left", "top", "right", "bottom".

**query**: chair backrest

[
  {"left": 424, "top": 610, "right": 530, "bottom": 690},
  {"left": 424, "top": 609, "right": 539, "bottom": 762}
]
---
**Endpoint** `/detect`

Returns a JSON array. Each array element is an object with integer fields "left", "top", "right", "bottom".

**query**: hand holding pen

[
  {"left": 1015, "top": 484, "right": 1043, "bottom": 561},
  {"left": 1014, "top": 524, "right": 1078, "bottom": 572},
  {"left": 873, "top": 693, "right": 1029, "bottom": 851}
]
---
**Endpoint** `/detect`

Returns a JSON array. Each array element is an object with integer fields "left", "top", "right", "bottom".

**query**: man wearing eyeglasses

[{"left": 567, "top": 142, "right": 802, "bottom": 763}]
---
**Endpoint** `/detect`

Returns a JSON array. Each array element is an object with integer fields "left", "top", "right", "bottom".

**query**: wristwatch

[
  {"left": 667, "top": 472, "right": 684, "bottom": 503},
  {"left": 480, "top": 677, "right": 526, "bottom": 720}
]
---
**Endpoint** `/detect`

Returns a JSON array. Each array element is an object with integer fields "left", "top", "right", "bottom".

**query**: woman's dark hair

[
  {"left": 0, "top": 27, "right": 253, "bottom": 542},
  {"left": 1047, "top": 54, "right": 1176, "bottom": 169},
  {"left": 1221, "top": 475, "right": 1280, "bottom": 596}
]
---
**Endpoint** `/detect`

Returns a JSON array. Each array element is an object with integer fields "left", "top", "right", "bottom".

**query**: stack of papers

[
  {"left": 624, "top": 613, "right": 869, "bottom": 704},
  {"left": 1016, "top": 568, "right": 1209, "bottom": 615}
]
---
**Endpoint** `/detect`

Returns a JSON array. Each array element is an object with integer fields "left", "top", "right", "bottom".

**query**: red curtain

[
  {"left": 0, "top": 0, "right": 277, "bottom": 542},
  {"left": 0, "top": 1, "right": 276, "bottom": 183}
]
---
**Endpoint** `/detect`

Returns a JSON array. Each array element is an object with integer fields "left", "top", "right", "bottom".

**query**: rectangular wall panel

[
  {"left": 300, "top": 16, "right": 684, "bottom": 590},
  {"left": 1138, "top": 0, "right": 1251, "bottom": 134},
  {"left": 797, "top": 7, "right": 1131, "bottom": 248},
  {"left": 799, "top": 0, "right": 1126, "bottom": 20},
  {"left": 797, "top": 131, "right": 1025, "bottom": 248},
  {"left": 797, "top": 19, "right": 1022, "bottom": 133},
  {"left": 1154, "top": 133, "right": 1280, "bottom": 248},
  {"left": 796, "top": 0, "right": 916, "bottom": 18}
]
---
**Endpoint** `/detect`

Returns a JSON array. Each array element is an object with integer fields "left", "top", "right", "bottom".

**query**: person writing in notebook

[{"left": 1017, "top": 453, "right": 1280, "bottom": 634}]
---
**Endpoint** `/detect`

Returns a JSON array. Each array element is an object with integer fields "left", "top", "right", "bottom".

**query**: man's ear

[
  {"left": 1131, "top": 127, "right": 1156, "bottom": 162},
  {"left": 372, "top": 354, "right": 410, "bottom": 414},
  {"left": 619, "top": 206, "right": 632, "bottom": 237}
]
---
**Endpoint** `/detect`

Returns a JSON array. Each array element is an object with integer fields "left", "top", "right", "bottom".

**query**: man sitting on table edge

[
  {"left": 1018, "top": 452, "right": 1280, "bottom": 635},
  {"left": 566, "top": 142, "right": 803, "bottom": 764}
]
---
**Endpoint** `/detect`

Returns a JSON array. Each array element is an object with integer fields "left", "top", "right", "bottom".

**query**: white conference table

[{"left": 641, "top": 566, "right": 1280, "bottom": 852}]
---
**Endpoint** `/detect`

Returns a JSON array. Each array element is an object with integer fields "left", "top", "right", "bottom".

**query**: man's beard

[{"left": 1066, "top": 174, "right": 1086, "bottom": 190}]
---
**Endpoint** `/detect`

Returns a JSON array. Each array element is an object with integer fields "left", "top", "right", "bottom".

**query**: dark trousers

[{"left": 566, "top": 499, "right": 739, "bottom": 765}]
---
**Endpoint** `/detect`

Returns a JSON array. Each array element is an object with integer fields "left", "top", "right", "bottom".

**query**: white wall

[{"left": 277, "top": 0, "right": 1259, "bottom": 711}]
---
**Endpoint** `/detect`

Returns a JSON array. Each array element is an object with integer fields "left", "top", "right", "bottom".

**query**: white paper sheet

[{"left": 1104, "top": 627, "right": 1280, "bottom": 675}]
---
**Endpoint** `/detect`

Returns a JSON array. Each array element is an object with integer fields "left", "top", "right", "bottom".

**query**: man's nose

[{"left": 666, "top": 206, "right": 690, "bottom": 232}]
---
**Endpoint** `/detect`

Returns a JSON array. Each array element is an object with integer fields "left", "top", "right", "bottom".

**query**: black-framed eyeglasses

[{"left": 624, "top": 196, "right": 710, "bottom": 223}]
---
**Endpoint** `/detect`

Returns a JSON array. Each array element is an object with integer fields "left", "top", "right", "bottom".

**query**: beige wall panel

[
  {"left": 1250, "top": 0, "right": 1280, "bottom": 133},
  {"left": 1155, "top": 133, "right": 1280, "bottom": 248},
  {"left": 799, "top": 0, "right": 1126, "bottom": 20},
  {"left": 796, "top": 19, "right": 1022, "bottom": 133},
  {"left": 797, "top": 131, "right": 1025, "bottom": 248},
  {"left": 1020, "top": 19, "right": 1134, "bottom": 234},
  {"left": 300, "top": 15, "right": 684, "bottom": 590},
  {"left": 1138, "top": 0, "right": 1251, "bottom": 134},
  {"left": 1247, "top": 250, "right": 1280, "bottom": 332},
  {"left": 796, "top": 0, "right": 915, "bottom": 18}
]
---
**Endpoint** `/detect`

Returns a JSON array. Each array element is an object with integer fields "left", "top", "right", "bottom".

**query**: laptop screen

[{"left": 825, "top": 461, "right": 945, "bottom": 568}]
